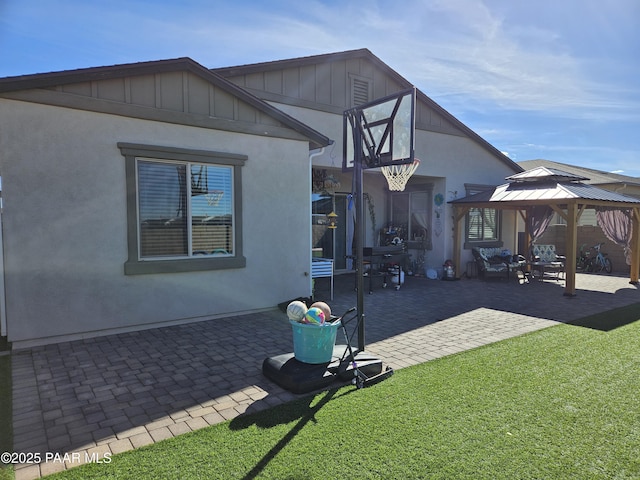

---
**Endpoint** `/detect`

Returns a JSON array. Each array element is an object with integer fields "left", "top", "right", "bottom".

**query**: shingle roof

[{"left": 518, "top": 159, "right": 640, "bottom": 186}]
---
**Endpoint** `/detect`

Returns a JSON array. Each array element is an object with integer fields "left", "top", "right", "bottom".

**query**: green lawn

[
  {"left": 0, "top": 353, "right": 13, "bottom": 480},
  {"left": 35, "top": 303, "right": 640, "bottom": 479}
]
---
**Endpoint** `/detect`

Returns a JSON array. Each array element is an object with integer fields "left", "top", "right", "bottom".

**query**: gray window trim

[{"left": 118, "top": 142, "right": 246, "bottom": 274}]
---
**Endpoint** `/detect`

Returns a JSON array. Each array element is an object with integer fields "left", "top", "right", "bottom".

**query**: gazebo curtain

[
  {"left": 527, "top": 206, "right": 555, "bottom": 243},
  {"left": 596, "top": 207, "right": 633, "bottom": 265},
  {"left": 346, "top": 195, "right": 355, "bottom": 270}
]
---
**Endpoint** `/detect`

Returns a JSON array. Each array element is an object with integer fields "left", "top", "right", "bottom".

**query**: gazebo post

[
  {"left": 564, "top": 202, "right": 579, "bottom": 296},
  {"left": 630, "top": 207, "right": 640, "bottom": 285},
  {"left": 522, "top": 208, "right": 531, "bottom": 260},
  {"left": 452, "top": 206, "right": 469, "bottom": 279}
]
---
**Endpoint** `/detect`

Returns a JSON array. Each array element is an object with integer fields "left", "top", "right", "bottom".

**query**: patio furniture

[
  {"left": 530, "top": 244, "right": 565, "bottom": 281},
  {"left": 350, "top": 246, "right": 411, "bottom": 293},
  {"left": 472, "top": 247, "right": 525, "bottom": 280}
]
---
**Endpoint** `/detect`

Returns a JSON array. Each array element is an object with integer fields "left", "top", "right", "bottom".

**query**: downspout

[{"left": 309, "top": 146, "right": 327, "bottom": 163}]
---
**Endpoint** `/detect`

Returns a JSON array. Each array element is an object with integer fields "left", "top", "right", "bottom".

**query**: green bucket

[{"left": 290, "top": 319, "right": 341, "bottom": 364}]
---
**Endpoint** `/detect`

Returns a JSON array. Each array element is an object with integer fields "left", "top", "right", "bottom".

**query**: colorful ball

[
  {"left": 310, "top": 302, "right": 331, "bottom": 322},
  {"left": 304, "top": 307, "right": 325, "bottom": 325},
  {"left": 286, "top": 300, "right": 308, "bottom": 322}
]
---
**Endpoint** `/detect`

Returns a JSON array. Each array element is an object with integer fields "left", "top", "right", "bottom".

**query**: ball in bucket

[
  {"left": 286, "top": 300, "right": 308, "bottom": 323},
  {"left": 304, "top": 306, "right": 325, "bottom": 325},
  {"left": 310, "top": 301, "right": 331, "bottom": 322}
]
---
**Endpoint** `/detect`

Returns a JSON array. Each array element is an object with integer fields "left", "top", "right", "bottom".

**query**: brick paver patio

[{"left": 8, "top": 271, "right": 639, "bottom": 479}]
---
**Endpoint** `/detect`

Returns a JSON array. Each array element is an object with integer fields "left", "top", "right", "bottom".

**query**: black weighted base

[{"left": 262, "top": 345, "right": 383, "bottom": 394}]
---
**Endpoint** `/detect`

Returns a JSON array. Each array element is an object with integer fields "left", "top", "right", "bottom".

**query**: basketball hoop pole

[
  {"left": 352, "top": 111, "right": 366, "bottom": 353},
  {"left": 344, "top": 88, "right": 415, "bottom": 353}
]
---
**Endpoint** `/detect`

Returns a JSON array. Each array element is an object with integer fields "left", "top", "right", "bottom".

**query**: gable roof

[
  {"left": 214, "top": 48, "right": 522, "bottom": 173},
  {"left": 0, "top": 57, "right": 331, "bottom": 150}
]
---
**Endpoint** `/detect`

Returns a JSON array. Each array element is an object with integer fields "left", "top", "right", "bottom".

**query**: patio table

[{"left": 528, "top": 261, "right": 564, "bottom": 281}]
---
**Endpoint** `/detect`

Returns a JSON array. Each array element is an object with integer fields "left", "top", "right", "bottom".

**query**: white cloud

[
  {"left": 6, "top": 0, "right": 637, "bottom": 124},
  {"left": 279, "top": 0, "right": 640, "bottom": 121}
]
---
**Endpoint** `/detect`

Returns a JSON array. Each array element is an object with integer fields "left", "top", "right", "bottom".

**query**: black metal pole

[{"left": 354, "top": 116, "right": 366, "bottom": 352}]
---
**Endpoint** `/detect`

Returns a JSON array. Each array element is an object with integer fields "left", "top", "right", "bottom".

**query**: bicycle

[
  {"left": 588, "top": 242, "right": 612, "bottom": 274},
  {"left": 576, "top": 243, "right": 591, "bottom": 271}
]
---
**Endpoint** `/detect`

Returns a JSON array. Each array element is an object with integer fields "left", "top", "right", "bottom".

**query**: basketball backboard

[{"left": 343, "top": 88, "right": 415, "bottom": 171}]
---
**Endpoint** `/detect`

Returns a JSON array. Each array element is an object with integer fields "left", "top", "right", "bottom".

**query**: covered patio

[{"left": 451, "top": 167, "right": 640, "bottom": 296}]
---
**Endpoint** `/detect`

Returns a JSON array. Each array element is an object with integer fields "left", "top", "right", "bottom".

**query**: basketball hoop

[
  {"left": 381, "top": 159, "right": 420, "bottom": 191},
  {"left": 204, "top": 190, "right": 224, "bottom": 206}
]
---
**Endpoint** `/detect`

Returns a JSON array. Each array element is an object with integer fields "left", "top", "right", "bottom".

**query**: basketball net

[
  {"left": 381, "top": 159, "right": 420, "bottom": 191},
  {"left": 204, "top": 190, "right": 223, "bottom": 206}
]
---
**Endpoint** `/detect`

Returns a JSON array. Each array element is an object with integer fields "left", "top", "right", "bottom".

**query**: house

[{"left": 0, "top": 49, "right": 522, "bottom": 348}]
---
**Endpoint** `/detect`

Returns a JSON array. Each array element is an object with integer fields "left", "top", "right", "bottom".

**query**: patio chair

[
  {"left": 530, "top": 244, "right": 565, "bottom": 281},
  {"left": 472, "top": 247, "right": 525, "bottom": 280}
]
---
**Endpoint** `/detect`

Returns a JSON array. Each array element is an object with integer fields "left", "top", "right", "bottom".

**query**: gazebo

[{"left": 451, "top": 167, "right": 640, "bottom": 296}]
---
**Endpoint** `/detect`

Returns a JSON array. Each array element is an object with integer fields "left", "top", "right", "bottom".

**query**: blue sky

[{"left": 2, "top": 0, "right": 639, "bottom": 176}]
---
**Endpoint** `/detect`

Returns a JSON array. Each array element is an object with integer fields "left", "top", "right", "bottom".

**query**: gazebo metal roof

[
  {"left": 507, "top": 166, "right": 589, "bottom": 182},
  {"left": 453, "top": 167, "right": 640, "bottom": 208}
]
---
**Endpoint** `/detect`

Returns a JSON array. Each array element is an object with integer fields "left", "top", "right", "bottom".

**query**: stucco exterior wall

[
  {"left": 415, "top": 130, "right": 519, "bottom": 268},
  {"left": 0, "top": 99, "right": 312, "bottom": 347}
]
